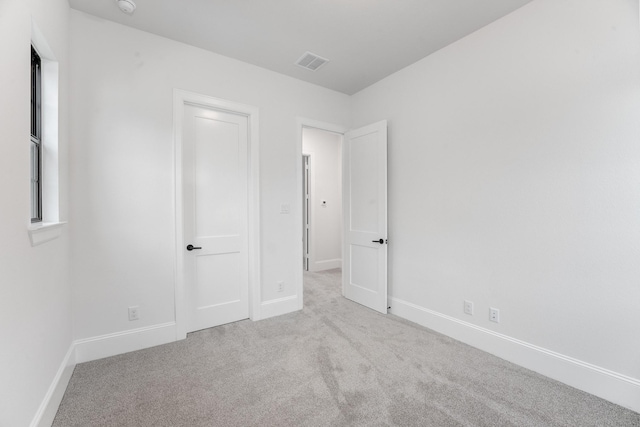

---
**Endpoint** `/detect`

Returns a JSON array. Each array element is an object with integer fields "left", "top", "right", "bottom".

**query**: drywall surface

[
  {"left": 352, "top": 0, "right": 640, "bottom": 381},
  {"left": 69, "top": 10, "right": 350, "bottom": 340},
  {"left": 303, "top": 128, "right": 343, "bottom": 270},
  {"left": 0, "top": 0, "right": 71, "bottom": 425}
]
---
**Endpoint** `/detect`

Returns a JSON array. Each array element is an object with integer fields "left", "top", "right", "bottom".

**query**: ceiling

[{"left": 68, "top": 0, "right": 534, "bottom": 95}]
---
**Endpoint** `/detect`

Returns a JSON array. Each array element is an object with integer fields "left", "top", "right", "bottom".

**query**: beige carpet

[{"left": 53, "top": 269, "right": 640, "bottom": 426}]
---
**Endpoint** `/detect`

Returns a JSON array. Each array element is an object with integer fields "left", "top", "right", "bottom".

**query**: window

[
  {"left": 30, "top": 45, "right": 42, "bottom": 223},
  {"left": 27, "top": 21, "right": 65, "bottom": 246},
  {"left": 28, "top": 21, "right": 64, "bottom": 245}
]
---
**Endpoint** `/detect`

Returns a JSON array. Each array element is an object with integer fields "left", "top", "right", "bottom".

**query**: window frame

[{"left": 31, "top": 45, "right": 42, "bottom": 223}]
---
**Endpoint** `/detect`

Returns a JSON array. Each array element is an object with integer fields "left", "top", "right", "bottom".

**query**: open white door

[{"left": 343, "top": 120, "right": 388, "bottom": 314}]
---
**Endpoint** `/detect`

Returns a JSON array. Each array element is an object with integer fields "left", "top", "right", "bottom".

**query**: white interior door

[
  {"left": 342, "top": 120, "right": 388, "bottom": 314},
  {"left": 183, "top": 104, "right": 249, "bottom": 332}
]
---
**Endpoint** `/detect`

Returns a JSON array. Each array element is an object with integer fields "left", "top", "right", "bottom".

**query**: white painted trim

[
  {"left": 30, "top": 343, "right": 76, "bottom": 427},
  {"left": 296, "top": 118, "right": 348, "bottom": 311},
  {"left": 302, "top": 154, "right": 310, "bottom": 272},
  {"left": 260, "top": 295, "right": 300, "bottom": 320},
  {"left": 32, "top": 323, "right": 180, "bottom": 424},
  {"left": 74, "top": 322, "right": 177, "bottom": 363},
  {"left": 28, "top": 221, "right": 66, "bottom": 246},
  {"left": 298, "top": 118, "right": 349, "bottom": 135},
  {"left": 303, "top": 152, "right": 315, "bottom": 272},
  {"left": 173, "top": 91, "right": 186, "bottom": 339},
  {"left": 389, "top": 296, "right": 640, "bottom": 413},
  {"left": 313, "top": 258, "right": 342, "bottom": 271},
  {"left": 173, "top": 89, "right": 262, "bottom": 338},
  {"left": 32, "top": 322, "right": 181, "bottom": 424}
]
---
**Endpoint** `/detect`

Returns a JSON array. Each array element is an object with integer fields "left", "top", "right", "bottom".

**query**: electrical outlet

[
  {"left": 128, "top": 306, "right": 140, "bottom": 321},
  {"left": 277, "top": 281, "right": 284, "bottom": 293},
  {"left": 464, "top": 300, "right": 474, "bottom": 315},
  {"left": 489, "top": 307, "right": 500, "bottom": 323}
]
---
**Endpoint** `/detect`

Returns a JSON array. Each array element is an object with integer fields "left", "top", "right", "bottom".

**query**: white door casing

[
  {"left": 342, "top": 120, "right": 388, "bottom": 314},
  {"left": 174, "top": 90, "right": 260, "bottom": 339},
  {"left": 302, "top": 154, "right": 311, "bottom": 271}
]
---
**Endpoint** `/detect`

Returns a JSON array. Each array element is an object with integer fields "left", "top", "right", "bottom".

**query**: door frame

[
  {"left": 296, "top": 118, "right": 348, "bottom": 309},
  {"left": 302, "top": 153, "right": 313, "bottom": 271},
  {"left": 174, "top": 89, "right": 261, "bottom": 340}
]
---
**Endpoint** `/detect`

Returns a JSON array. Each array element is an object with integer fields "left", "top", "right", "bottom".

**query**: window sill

[{"left": 28, "top": 221, "right": 67, "bottom": 247}]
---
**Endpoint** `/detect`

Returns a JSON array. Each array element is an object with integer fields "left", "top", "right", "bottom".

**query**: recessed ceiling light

[{"left": 116, "top": 0, "right": 136, "bottom": 15}]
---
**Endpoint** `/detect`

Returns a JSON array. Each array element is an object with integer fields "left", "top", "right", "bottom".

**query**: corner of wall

[{"left": 30, "top": 344, "right": 76, "bottom": 427}]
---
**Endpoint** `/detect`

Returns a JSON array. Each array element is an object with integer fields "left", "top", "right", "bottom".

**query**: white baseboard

[
  {"left": 312, "top": 258, "right": 342, "bottom": 271},
  {"left": 260, "top": 295, "right": 299, "bottom": 320},
  {"left": 389, "top": 297, "right": 640, "bottom": 414},
  {"left": 74, "top": 322, "right": 177, "bottom": 364},
  {"left": 30, "top": 343, "right": 76, "bottom": 427}
]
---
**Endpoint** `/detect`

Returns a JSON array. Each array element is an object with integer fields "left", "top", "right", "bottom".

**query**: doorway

[
  {"left": 301, "top": 127, "right": 344, "bottom": 273},
  {"left": 296, "top": 118, "right": 388, "bottom": 315}
]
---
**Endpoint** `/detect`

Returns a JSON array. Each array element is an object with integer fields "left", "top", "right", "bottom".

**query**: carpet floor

[{"left": 53, "top": 269, "right": 640, "bottom": 426}]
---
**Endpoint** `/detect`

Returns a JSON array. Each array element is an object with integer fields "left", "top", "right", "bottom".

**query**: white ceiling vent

[{"left": 295, "top": 52, "right": 329, "bottom": 72}]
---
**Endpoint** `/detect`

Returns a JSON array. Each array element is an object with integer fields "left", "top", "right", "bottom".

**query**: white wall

[
  {"left": 351, "top": 0, "right": 640, "bottom": 411},
  {"left": 0, "top": 0, "right": 72, "bottom": 426},
  {"left": 303, "top": 128, "right": 342, "bottom": 271},
  {"left": 2, "top": 0, "right": 637, "bottom": 422},
  {"left": 69, "top": 10, "right": 350, "bottom": 345}
]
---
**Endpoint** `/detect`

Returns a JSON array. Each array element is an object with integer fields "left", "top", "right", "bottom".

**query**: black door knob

[
  {"left": 372, "top": 239, "right": 385, "bottom": 244},
  {"left": 186, "top": 244, "right": 202, "bottom": 251}
]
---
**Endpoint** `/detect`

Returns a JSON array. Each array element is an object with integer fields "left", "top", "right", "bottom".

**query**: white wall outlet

[
  {"left": 280, "top": 204, "right": 290, "bottom": 214},
  {"left": 277, "top": 281, "right": 284, "bottom": 293},
  {"left": 128, "top": 306, "right": 140, "bottom": 321},
  {"left": 464, "top": 300, "right": 474, "bottom": 315},
  {"left": 489, "top": 307, "right": 500, "bottom": 323}
]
